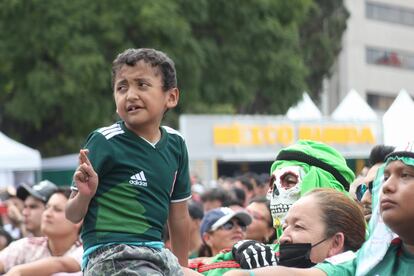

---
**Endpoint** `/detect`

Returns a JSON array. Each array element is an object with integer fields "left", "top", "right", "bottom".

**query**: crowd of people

[
  {"left": 0, "top": 183, "right": 83, "bottom": 275},
  {"left": 0, "top": 47, "right": 412, "bottom": 275}
]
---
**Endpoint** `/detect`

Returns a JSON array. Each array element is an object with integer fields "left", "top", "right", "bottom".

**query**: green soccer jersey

[
  {"left": 315, "top": 238, "right": 414, "bottom": 276},
  {"left": 79, "top": 121, "right": 191, "bottom": 250}
]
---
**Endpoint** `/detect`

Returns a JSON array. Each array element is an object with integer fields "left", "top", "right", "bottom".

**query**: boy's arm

[
  {"left": 65, "top": 149, "right": 98, "bottom": 223},
  {"left": 4, "top": 256, "right": 80, "bottom": 276},
  {"left": 168, "top": 200, "right": 191, "bottom": 267}
]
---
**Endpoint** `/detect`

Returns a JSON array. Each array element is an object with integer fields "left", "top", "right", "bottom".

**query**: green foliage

[
  {"left": 299, "top": 0, "right": 349, "bottom": 102},
  {"left": 0, "top": 0, "right": 347, "bottom": 156}
]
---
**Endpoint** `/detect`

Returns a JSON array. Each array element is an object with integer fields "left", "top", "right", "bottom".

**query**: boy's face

[
  {"left": 113, "top": 61, "right": 178, "bottom": 133},
  {"left": 380, "top": 160, "right": 414, "bottom": 235}
]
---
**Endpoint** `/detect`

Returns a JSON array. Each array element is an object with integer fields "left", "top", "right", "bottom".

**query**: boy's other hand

[{"left": 74, "top": 149, "right": 98, "bottom": 198}]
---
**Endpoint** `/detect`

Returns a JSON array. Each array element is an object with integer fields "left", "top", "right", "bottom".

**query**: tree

[
  {"left": 0, "top": 0, "right": 347, "bottom": 156},
  {"left": 0, "top": 0, "right": 202, "bottom": 155},
  {"left": 299, "top": 0, "right": 349, "bottom": 102}
]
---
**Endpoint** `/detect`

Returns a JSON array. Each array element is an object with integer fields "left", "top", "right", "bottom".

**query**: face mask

[
  {"left": 267, "top": 166, "right": 304, "bottom": 227},
  {"left": 278, "top": 238, "right": 326, "bottom": 268}
]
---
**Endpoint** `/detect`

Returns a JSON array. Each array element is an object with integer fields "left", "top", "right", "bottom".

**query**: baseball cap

[
  {"left": 16, "top": 180, "right": 58, "bottom": 203},
  {"left": 200, "top": 207, "right": 252, "bottom": 237}
]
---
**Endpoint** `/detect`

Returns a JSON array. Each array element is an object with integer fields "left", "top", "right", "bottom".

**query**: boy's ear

[{"left": 166, "top": 88, "right": 179, "bottom": 108}]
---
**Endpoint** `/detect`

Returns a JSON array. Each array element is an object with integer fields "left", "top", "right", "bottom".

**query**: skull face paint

[{"left": 267, "top": 166, "right": 305, "bottom": 228}]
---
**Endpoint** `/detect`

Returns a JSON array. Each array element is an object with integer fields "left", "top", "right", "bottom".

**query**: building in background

[
  {"left": 180, "top": 115, "right": 381, "bottom": 183},
  {"left": 326, "top": 0, "right": 414, "bottom": 114}
]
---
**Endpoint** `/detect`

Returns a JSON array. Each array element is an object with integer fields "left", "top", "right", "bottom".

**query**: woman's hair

[
  {"left": 305, "top": 188, "right": 365, "bottom": 252},
  {"left": 52, "top": 187, "right": 72, "bottom": 199},
  {"left": 197, "top": 242, "right": 213, "bottom": 257}
]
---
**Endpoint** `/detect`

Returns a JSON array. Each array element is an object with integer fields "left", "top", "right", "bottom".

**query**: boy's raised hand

[{"left": 73, "top": 149, "right": 98, "bottom": 198}]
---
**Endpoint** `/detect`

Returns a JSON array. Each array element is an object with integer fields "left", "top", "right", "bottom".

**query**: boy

[{"left": 65, "top": 48, "right": 192, "bottom": 275}]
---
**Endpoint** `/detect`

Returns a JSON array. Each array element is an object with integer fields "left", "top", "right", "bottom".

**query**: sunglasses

[
  {"left": 356, "top": 181, "right": 373, "bottom": 201},
  {"left": 219, "top": 220, "right": 247, "bottom": 232}
]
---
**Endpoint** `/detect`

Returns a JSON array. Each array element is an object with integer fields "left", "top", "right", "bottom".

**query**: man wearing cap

[
  {"left": 16, "top": 180, "right": 58, "bottom": 237},
  {"left": 190, "top": 140, "right": 354, "bottom": 275}
]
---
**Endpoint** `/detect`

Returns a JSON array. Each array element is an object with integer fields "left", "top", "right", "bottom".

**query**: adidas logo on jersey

[{"left": 129, "top": 171, "right": 147, "bottom": 187}]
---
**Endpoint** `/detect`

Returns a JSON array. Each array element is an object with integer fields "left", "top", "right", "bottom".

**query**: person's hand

[
  {"left": 6, "top": 202, "right": 23, "bottom": 226},
  {"left": 73, "top": 149, "right": 98, "bottom": 198},
  {"left": 232, "top": 240, "right": 277, "bottom": 269}
]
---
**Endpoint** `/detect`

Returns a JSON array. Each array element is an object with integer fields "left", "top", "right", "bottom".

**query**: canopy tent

[
  {"left": 286, "top": 92, "right": 322, "bottom": 120},
  {"left": 0, "top": 132, "right": 41, "bottom": 187},
  {"left": 383, "top": 89, "right": 414, "bottom": 147},
  {"left": 42, "top": 153, "right": 78, "bottom": 170},
  {"left": 42, "top": 153, "right": 77, "bottom": 186},
  {"left": 331, "top": 89, "right": 377, "bottom": 120}
]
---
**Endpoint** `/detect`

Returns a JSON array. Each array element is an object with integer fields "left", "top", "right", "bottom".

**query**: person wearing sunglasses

[
  {"left": 198, "top": 207, "right": 252, "bottom": 257},
  {"left": 357, "top": 163, "right": 380, "bottom": 222},
  {"left": 188, "top": 207, "right": 252, "bottom": 271},
  {"left": 356, "top": 145, "right": 394, "bottom": 223}
]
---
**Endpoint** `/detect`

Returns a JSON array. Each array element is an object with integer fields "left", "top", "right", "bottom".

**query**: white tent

[
  {"left": 0, "top": 132, "right": 41, "bottom": 187},
  {"left": 383, "top": 89, "right": 414, "bottom": 146},
  {"left": 286, "top": 92, "right": 322, "bottom": 120},
  {"left": 331, "top": 89, "right": 377, "bottom": 120},
  {"left": 42, "top": 153, "right": 78, "bottom": 170}
]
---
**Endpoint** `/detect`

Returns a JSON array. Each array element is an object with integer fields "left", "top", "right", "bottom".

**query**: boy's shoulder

[
  {"left": 161, "top": 125, "right": 185, "bottom": 141},
  {"left": 94, "top": 122, "right": 125, "bottom": 140}
]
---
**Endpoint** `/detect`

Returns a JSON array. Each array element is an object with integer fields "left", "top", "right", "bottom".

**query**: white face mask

[{"left": 267, "top": 166, "right": 305, "bottom": 228}]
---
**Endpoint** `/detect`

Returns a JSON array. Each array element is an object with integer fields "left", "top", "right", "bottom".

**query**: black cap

[{"left": 16, "top": 180, "right": 58, "bottom": 203}]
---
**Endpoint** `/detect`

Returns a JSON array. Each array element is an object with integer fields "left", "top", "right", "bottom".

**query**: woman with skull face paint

[{"left": 189, "top": 140, "right": 356, "bottom": 275}]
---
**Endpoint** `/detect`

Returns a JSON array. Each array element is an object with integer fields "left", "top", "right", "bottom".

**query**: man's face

[
  {"left": 360, "top": 163, "right": 381, "bottom": 222},
  {"left": 268, "top": 166, "right": 304, "bottom": 227},
  {"left": 22, "top": 196, "right": 45, "bottom": 236}
]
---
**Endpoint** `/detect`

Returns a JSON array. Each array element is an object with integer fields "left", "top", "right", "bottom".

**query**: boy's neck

[{"left": 126, "top": 123, "right": 161, "bottom": 143}]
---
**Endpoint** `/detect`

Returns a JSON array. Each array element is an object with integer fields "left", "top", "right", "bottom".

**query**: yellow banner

[{"left": 213, "top": 124, "right": 375, "bottom": 146}]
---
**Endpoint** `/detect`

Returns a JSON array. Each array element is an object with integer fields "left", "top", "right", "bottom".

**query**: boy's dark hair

[
  {"left": 112, "top": 48, "right": 177, "bottom": 91},
  {"left": 368, "top": 145, "right": 395, "bottom": 166}
]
